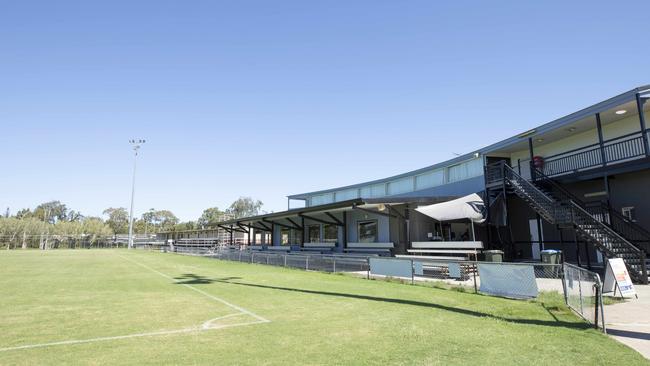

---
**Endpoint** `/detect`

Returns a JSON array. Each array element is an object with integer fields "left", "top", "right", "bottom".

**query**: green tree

[
  {"left": 174, "top": 221, "right": 196, "bottom": 231},
  {"left": 34, "top": 201, "right": 68, "bottom": 223},
  {"left": 197, "top": 207, "right": 226, "bottom": 227},
  {"left": 102, "top": 207, "right": 129, "bottom": 234},
  {"left": 227, "top": 197, "right": 263, "bottom": 219},
  {"left": 15, "top": 208, "right": 32, "bottom": 219}
]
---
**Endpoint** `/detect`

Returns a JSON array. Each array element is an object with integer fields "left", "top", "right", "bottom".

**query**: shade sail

[{"left": 415, "top": 193, "right": 485, "bottom": 223}]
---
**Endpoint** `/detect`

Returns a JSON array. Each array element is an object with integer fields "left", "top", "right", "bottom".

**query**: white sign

[{"left": 603, "top": 258, "right": 637, "bottom": 298}]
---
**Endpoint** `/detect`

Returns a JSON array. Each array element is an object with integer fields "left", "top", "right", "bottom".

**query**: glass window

[
  {"left": 291, "top": 229, "right": 303, "bottom": 244},
  {"left": 387, "top": 177, "right": 413, "bottom": 195},
  {"left": 447, "top": 158, "right": 483, "bottom": 183},
  {"left": 335, "top": 189, "right": 358, "bottom": 201},
  {"left": 357, "top": 220, "right": 378, "bottom": 243},
  {"left": 323, "top": 224, "right": 338, "bottom": 243},
  {"left": 308, "top": 224, "right": 320, "bottom": 243},
  {"left": 360, "top": 183, "right": 386, "bottom": 198},
  {"left": 310, "top": 193, "right": 334, "bottom": 206},
  {"left": 281, "top": 228, "right": 290, "bottom": 245},
  {"left": 415, "top": 170, "right": 444, "bottom": 190}
]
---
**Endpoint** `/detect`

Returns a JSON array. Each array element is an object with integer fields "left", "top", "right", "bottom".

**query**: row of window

[
  {"left": 278, "top": 220, "right": 379, "bottom": 245},
  {"left": 307, "top": 157, "right": 484, "bottom": 206}
]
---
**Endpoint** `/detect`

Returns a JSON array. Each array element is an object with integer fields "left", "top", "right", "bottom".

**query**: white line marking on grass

[
  {"left": 117, "top": 254, "right": 270, "bottom": 323},
  {"left": 0, "top": 254, "right": 270, "bottom": 353},
  {"left": 0, "top": 319, "right": 266, "bottom": 353}
]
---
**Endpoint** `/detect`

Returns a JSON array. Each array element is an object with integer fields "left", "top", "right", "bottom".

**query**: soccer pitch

[{"left": 0, "top": 250, "right": 646, "bottom": 365}]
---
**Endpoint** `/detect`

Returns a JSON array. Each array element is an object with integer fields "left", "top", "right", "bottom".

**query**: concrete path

[{"left": 605, "top": 285, "right": 650, "bottom": 359}]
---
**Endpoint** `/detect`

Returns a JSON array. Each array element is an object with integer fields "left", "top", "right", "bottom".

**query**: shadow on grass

[
  {"left": 212, "top": 278, "right": 592, "bottom": 330},
  {"left": 174, "top": 273, "right": 241, "bottom": 285}
]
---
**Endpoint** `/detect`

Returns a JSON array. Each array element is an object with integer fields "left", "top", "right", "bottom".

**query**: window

[
  {"left": 335, "top": 189, "right": 358, "bottom": 201},
  {"left": 308, "top": 224, "right": 321, "bottom": 243},
  {"left": 323, "top": 224, "right": 338, "bottom": 243},
  {"left": 447, "top": 158, "right": 483, "bottom": 183},
  {"left": 360, "top": 183, "right": 386, "bottom": 198},
  {"left": 357, "top": 220, "right": 378, "bottom": 243},
  {"left": 387, "top": 177, "right": 413, "bottom": 195},
  {"left": 622, "top": 207, "right": 637, "bottom": 222},
  {"left": 310, "top": 193, "right": 334, "bottom": 206},
  {"left": 416, "top": 170, "right": 444, "bottom": 190},
  {"left": 281, "top": 228, "right": 290, "bottom": 245},
  {"left": 291, "top": 229, "right": 303, "bottom": 245}
]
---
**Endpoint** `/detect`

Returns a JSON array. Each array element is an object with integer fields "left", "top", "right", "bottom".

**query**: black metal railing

[
  {"left": 487, "top": 161, "right": 648, "bottom": 283},
  {"left": 532, "top": 166, "right": 650, "bottom": 255},
  {"left": 584, "top": 204, "right": 650, "bottom": 255},
  {"left": 541, "top": 132, "right": 647, "bottom": 177}
]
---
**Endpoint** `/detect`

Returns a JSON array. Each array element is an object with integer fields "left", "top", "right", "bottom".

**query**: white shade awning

[{"left": 415, "top": 193, "right": 485, "bottom": 223}]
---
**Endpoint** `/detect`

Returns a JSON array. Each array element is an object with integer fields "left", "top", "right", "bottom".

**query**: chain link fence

[
  {"left": 562, "top": 263, "right": 606, "bottom": 331},
  {"left": 0, "top": 234, "right": 127, "bottom": 249},
  {"left": 209, "top": 249, "right": 370, "bottom": 275},
  {"left": 165, "top": 247, "right": 606, "bottom": 331}
]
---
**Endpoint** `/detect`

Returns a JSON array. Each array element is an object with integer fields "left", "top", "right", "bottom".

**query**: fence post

[
  {"left": 578, "top": 269, "right": 584, "bottom": 315},
  {"left": 473, "top": 261, "right": 478, "bottom": 293},
  {"left": 284, "top": 254, "right": 287, "bottom": 267},
  {"left": 593, "top": 282, "right": 600, "bottom": 329},
  {"left": 306, "top": 256, "right": 309, "bottom": 271},
  {"left": 333, "top": 258, "right": 336, "bottom": 273},
  {"left": 367, "top": 258, "right": 370, "bottom": 280},
  {"left": 411, "top": 260, "right": 415, "bottom": 285}
]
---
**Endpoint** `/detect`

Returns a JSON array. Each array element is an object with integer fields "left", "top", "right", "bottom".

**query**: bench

[
  {"left": 300, "top": 242, "right": 336, "bottom": 253},
  {"left": 395, "top": 254, "right": 477, "bottom": 280},
  {"left": 407, "top": 241, "right": 483, "bottom": 260},
  {"left": 266, "top": 246, "right": 292, "bottom": 252},
  {"left": 344, "top": 242, "right": 393, "bottom": 256}
]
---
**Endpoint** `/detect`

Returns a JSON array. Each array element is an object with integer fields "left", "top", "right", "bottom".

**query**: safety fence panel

[{"left": 562, "top": 263, "right": 605, "bottom": 331}]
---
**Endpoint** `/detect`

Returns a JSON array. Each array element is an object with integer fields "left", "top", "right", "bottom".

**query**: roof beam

[
  {"left": 239, "top": 223, "right": 271, "bottom": 232},
  {"left": 285, "top": 218, "right": 303, "bottom": 230},
  {"left": 324, "top": 212, "right": 344, "bottom": 226},
  {"left": 352, "top": 204, "right": 395, "bottom": 218},
  {"left": 299, "top": 213, "right": 343, "bottom": 226},
  {"left": 263, "top": 218, "right": 300, "bottom": 230},
  {"left": 218, "top": 224, "right": 247, "bottom": 233}
]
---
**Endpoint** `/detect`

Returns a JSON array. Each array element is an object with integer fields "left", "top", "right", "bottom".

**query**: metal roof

[
  {"left": 159, "top": 196, "right": 457, "bottom": 234},
  {"left": 289, "top": 85, "right": 650, "bottom": 199}
]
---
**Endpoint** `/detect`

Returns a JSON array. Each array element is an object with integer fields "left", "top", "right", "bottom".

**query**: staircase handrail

[
  {"left": 569, "top": 200, "right": 643, "bottom": 254},
  {"left": 501, "top": 163, "right": 555, "bottom": 204},
  {"left": 532, "top": 165, "right": 650, "bottom": 251}
]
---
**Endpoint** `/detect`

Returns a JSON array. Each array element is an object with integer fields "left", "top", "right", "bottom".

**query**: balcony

[{"left": 539, "top": 131, "right": 648, "bottom": 178}]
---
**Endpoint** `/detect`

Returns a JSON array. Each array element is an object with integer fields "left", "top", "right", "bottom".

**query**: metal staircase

[{"left": 486, "top": 161, "right": 648, "bottom": 284}]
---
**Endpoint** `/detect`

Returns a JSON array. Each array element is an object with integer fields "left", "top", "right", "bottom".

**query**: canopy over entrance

[{"left": 415, "top": 193, "right": 485, "bottom": 223}]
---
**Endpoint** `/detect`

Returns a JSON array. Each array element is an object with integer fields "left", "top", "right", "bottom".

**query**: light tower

[{"left": 127, "top": 139, "right": 146, "bottom": 249}]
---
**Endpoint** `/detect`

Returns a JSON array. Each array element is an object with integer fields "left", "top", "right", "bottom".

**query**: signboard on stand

[{"left": 602, "top": 258, "right": 637, "bottom": 298}]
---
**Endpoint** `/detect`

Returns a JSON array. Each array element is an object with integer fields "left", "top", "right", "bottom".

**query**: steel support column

[
  {"left": 596, "top": 113, "right": 607, "bottom": 166},
  {"left": 636, "top": 93, "right": 649, "bottom": 156}
]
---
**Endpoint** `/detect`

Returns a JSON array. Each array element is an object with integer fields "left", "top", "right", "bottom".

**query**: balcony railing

[{"left": 541, "top": 132, "right": 648, "bottom": 177}]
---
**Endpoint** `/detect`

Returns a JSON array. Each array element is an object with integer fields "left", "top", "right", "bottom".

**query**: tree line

[{"left": 0, "top": 197, "right": 264, "bottom": 249}]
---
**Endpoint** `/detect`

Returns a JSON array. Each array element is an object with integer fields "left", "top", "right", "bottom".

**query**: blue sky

[{"left": 1, "top": 1, "right": 649, "bottom": 221}]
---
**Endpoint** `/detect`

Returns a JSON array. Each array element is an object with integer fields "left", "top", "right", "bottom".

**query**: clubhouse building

[{"left": 160, "top": 85, "right": 650, "bottom": 283}]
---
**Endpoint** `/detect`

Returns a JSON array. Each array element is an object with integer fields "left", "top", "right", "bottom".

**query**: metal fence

[
  {"left": 562, "top": 263, "right": 606, "bottom": 331},
  {"left": 210, "top": 249, "right": 370, "bottom": 275},
  {"left": 0, "top": 234, "right": 126, "bottom": 249},
  {"left": 166, "top": 247, "right": 605, "bottom": 331}
]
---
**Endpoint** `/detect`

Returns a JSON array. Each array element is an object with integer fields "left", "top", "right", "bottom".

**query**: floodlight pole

[{"left": 127, "top": 139, "right": 145, "bottom": 249}]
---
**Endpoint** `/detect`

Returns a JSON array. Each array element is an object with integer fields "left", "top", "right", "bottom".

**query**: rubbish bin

[
  {"left": 540, "top": 249, "right": 562, "bottom": 264},
  {"left": 483, "top": 250, "right": 504, "bottom": 262}
]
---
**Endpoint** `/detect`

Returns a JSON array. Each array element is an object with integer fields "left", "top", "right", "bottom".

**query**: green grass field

[{"left": 0, "top": 250, "right": 647, "bottom": 365}]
